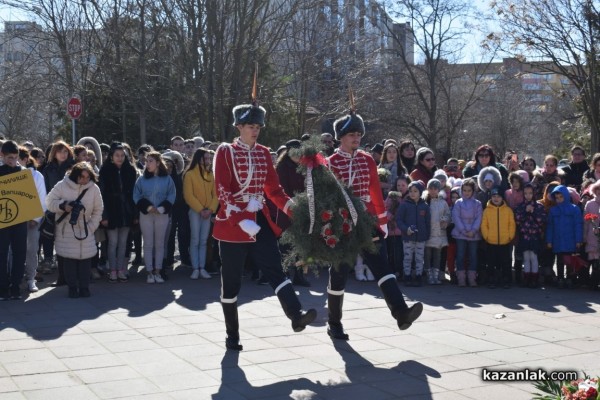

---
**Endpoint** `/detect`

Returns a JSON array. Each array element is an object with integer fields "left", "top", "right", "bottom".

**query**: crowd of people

[{"left": 1, "top": 134, "right": 599, "bottom": 297}]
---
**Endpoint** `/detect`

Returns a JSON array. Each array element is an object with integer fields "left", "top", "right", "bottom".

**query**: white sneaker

[
  {"left": 365, "top": 266, "right": 375, "bottom": 281},
  {"left": 199, "top": 269, "right": 211, "bottom": 279},
  {"left": 153, "top": 273, "right": 164, "bottom": 284},
  {"left": 190, "top": 269, "right": 200, "bottom": 280},
  {"left": 146, "top": 273, "right": 155, "bottom": 284},
  {"left": 27, "top": 280, "right": 39, "bottom": 293}
]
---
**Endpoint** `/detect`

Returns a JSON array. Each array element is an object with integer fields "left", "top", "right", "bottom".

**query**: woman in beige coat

[{"left": 46, "top": 162, "right": 103, "bottom": 298}]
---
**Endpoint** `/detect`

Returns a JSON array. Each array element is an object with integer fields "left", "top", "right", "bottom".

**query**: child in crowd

[
  {"left": 515, "top": 183, "right": 546, "bottom": 288},
  {"left": 481, "top": 187, "right": 516, "bottom": 288},
  {"left": 583, "top": 181, "right": 600, "bottom": 290},
  {"left": 538, "top": 182, "right": 560, "bottom": 284},
  {"left": 546, "top": 185, "right": 583, "bottom": 289},
  {"left": 452, "top": 179, "right": 482, "bottom": 287},
  {"left": 476, "top": 166, "right": 502, "bottom": 210},
  {"left": 423, "top": 179, "right": 450, "bottom": 285},
  {"left": 395, "top": 175, "right": 411, "bottom": 198},
  {"left": 433, "top": 169, "right": 451, "bottom": 205},
  {"left": 504, "top": 170, "right": 528, "bottom": 209},
  {"left": 446, "top": 187, "right": 461, "bottom": 284},
  {"left": 504, "top": 170, "right": 528, "bottom": 284},
  {"left": 397, "top": 181, "right": 430, "bottom": 286},
  {"left": 385, "top": 191, "right": 404, "bottom": 277}
]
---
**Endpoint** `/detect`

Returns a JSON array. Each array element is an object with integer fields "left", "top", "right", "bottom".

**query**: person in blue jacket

[
  {"left": 133, "top": 151, "right": 176, "bottom": 284},
  {"left": 546, "top": 185, "right": 583, "bottom": 288},
  {"left": 397, "top": 180, "right": 431, "bottom": 286}
]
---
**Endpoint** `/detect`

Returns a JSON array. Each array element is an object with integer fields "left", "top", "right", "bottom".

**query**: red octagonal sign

[{"left": 67, "top": 97, "right": 82, "bottom": 120}]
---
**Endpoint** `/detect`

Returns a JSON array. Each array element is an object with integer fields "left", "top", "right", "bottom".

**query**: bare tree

[
  {"left": 488, "top": 0, "right": 600, "bottom": 152},
  {"left": 379, "top": 0, "right": 496, "bottom": 158}
]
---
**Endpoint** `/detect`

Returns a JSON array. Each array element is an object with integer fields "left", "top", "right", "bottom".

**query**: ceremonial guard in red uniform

[
  {"left": 326, "top": 110, "right": 423, "bottom": 340},
  {"left": 213, "top": 99, "right": 317, "bottom": 351}
]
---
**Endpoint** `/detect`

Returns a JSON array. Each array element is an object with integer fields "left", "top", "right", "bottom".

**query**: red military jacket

[
  {"left": 327, "top": 148, "right": 388, "bottom": 226},
  {"left": 213, "top": 138, "right": 293, "bottom": 243}
]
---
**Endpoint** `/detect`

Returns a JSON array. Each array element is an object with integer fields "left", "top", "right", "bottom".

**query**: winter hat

[
  {"left": 285, "top": 139, "right": 302, "bottom": 150},
  {"left": 449, "top": 177, "right": 462, "bottom": 189},
  {"left": 416, "top": 147, "right": 433, "bottom": 162},
  {"left": 333, "top": 112, "right": 365, "bottom": 140},
  {"left": 433, "top": 169, "right": 448, "bottom": 183},
  {"left": 516, "top": 170, "right": 530, "bottom": 184},
  {"left": 232, "top": 104, "right": 266, "bottom": 127},
  {"left": 371, "top": 143, "right": 384, "bottom": 154},
  {"left": 276, "top": 145, "right": 287, "bottom": 156},
  {"left": 484, "top": 173, "right": 494, "bottom": 182},
  {"left": 161, "top": 150, "right": 184, "bottom": 174},
  {"left": 490, "top": 186, "right": 502, "bottom": 196},
  {"left": 408, "top": 180, "right": 425, "bottom": 195},
  {"left": 427, "top": 178, "right": 442, "bottom": 191}
]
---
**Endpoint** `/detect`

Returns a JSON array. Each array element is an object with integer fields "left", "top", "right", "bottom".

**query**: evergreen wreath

[{"left": 281, "top": 137, "right": 377, "bottom": 270}]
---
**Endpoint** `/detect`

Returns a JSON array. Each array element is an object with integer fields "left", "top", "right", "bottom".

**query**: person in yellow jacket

[
  {"left": 481, "top": 187, "right": 516, "bottom": 288},
  {"left": 183, "top": 148, "right": 219, "bottom": 279}
]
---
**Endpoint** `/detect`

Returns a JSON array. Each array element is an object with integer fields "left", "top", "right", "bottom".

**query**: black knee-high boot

[
  {"left": 221, "top": 302, "right": 243, "bottom": 351},
  {"left": 276, "top": 283, "right": 317, "bottom": 332},
  {"left": 327, "top": 293, "right": 349, "bottom": 340},
  {"left": 379, "top": 275, "right": 423, "bottom": 330}
]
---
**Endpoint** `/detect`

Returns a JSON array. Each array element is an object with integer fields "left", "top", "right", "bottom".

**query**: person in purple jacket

[{"left": 451, "top": 179, "right": 483, "bottom": 287}]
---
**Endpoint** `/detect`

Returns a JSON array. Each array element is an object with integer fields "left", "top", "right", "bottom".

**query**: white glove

[
  {"left": 407, "top": 227, "right": 414, "bottom": 236},
  {"left": 246, "top": 198, "right": 263, "bottom": 212},
  {"left": 156, "top": 206, "right": 165, "bottom": 214},
  {"left": 380, "top": 224, "right": 389, "bottom": 239},
  {"left": 239, "top": 219, "right": 261, "bottom": 237}
]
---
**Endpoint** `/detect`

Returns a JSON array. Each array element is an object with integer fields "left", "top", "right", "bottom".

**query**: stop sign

[{"left": 67, "top": 97, "right": 82, "bottom": 119}]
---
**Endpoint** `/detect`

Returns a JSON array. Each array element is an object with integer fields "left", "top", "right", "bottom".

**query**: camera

[{"left": 69, "top": 200, "right": 84, "bottom": 225}]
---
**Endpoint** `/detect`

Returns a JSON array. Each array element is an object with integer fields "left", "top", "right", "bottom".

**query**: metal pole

[{"left": 72, "top": 119, "right": 76, "bottom": 145}]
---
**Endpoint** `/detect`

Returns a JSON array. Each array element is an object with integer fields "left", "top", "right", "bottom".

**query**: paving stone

[
  {"left": 22, "top": 385, "right": 98, "bottom": 400},
  {"left": 12, "top": 371, "right": 82, "bottom": 391},
  {"left": 0, "top": 376, "right": 19, "bottom": 393},
  {"left": 74, "top": 365, "right": 142, "bottom": 384},
  {"left": 88, "top": 377, "right": 160, "bottom": 399}
]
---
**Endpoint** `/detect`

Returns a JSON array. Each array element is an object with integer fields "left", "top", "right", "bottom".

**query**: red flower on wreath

[
  {"left": 321, "top": 223, "right": 333, "bottom": 237},
  {"left": 339, "top": 208, "right": 349, "bottom": 219},
  {"left": 342, "top": 222, "right": 352, "bottom": 235},
  {"left": 325, "top": 236, "right": 339, "bottom": 248},
  {"left": 585, "top": 213, "right": 598, "bottom": 221},
  {"left": 586, "top": 387, "right": 598, "bottom": 399},
  {"left": 321, "top": 210, "right": 333, "bottom": 222}
]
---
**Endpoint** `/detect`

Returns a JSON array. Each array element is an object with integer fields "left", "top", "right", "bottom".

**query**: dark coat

[
  {"left": 42, "top": 159, "right": 74, "bottom": 194},
  {"left": 271, "top": 156, "right": 304, "bottom": 230},
  {"left": 98, "top": 161, "right": 138, "bottom": 229},
  {"left": 563, "top": 160, "right": 589, "bottom": 191}
]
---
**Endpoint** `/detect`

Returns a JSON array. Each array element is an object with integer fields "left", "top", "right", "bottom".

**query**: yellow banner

[{"left": 0, "top": 169, "right": 44, "bottom": 228}]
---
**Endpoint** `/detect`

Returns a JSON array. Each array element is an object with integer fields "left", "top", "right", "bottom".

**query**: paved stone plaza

[{"left": 1, "top": 266, "right": 599, "bottom": 399}]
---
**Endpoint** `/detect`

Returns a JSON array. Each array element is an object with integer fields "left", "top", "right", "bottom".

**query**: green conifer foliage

[{"left": 281, "top": 137, "right": 377, "bottom": 270}]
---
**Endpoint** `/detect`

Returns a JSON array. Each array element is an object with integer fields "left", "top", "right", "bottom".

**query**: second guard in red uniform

[{"left": 326, "top": 110, "right": 423, "bottom": 340}]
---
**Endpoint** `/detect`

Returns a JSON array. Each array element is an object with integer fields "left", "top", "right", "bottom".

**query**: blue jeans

[
  {"left": 456, "top": 239, "right": 478, "bottom": 271},
  {"left": 189, "top": 209, "right": 211, "bottom": 270}
]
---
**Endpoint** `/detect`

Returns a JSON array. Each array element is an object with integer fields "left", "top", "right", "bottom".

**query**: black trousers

[
  {"left": 167, "top": 206, "right": 190, "bottom": 264},
  {"left": 219, "top": 213, "right": 290, "bottom": 301},
  {"left": 329, "top": 233, "right": 407, "bottom": 311},
  {"left": 486, "top": 243, "right": 511, "bottom": 284},
  {"left": 0, "top": 222, "right": 27, "bottom": 293},
  {"left": 63, "top": 257, "right": 92, "bottom": 289}
]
